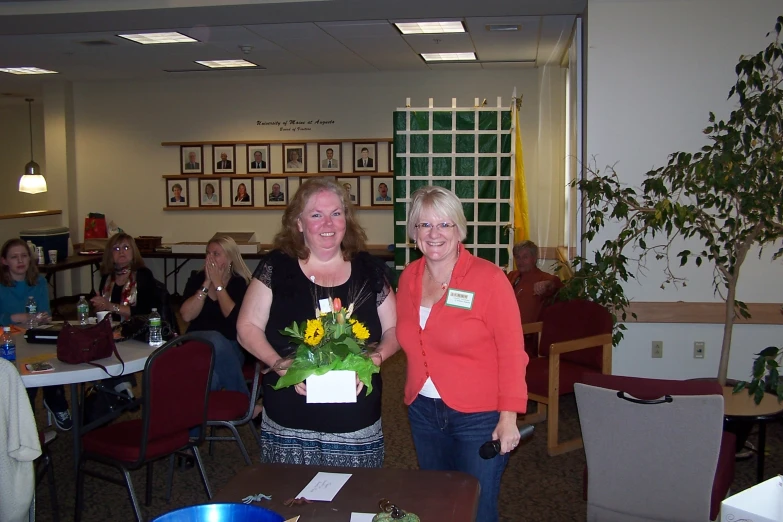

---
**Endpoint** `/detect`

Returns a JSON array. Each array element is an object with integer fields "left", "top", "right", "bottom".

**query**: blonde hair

[
  {"left": 407, "top": 185, "right": 468, "bottom": 241},
  {"left": 206, "top": 234, "right": 252, "bottom": 284}
]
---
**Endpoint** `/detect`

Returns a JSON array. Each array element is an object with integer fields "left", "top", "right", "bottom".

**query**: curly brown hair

[
  {"left": 0, "top": 238, "right": 40, "bottom": 287},
  {"left": 100, "top": 233, "right": 145, "bottom": 275},
  {"left": 273, "top": 178, "right": 367, "bottom": 260}
]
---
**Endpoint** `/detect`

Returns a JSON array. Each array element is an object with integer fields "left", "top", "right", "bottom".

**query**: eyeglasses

[
  {"left": 112, "top": 245, "right": 131, "bottom": 252},
  {"left": 414, "top": 222, "right": 457, "bottom": 231}
]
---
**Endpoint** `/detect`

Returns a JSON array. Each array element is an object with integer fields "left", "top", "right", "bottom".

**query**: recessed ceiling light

[
  {"left": 0, "top": 67, "right": 58, "bottom": 75},
  {"left": 486, "top": 24, "right": 521, "bottom": 32},
  {"left": 395, "top": 21, "right": 465, "bottom": 34},
  {"left": 117, "top": 32, "right": 198, "bottom": 45},
  {"left": 195, "top": 60, "right": 258, "bottom": 68},
  {"left": 421, "top": 52, "right": 476, "bottom": 62}
]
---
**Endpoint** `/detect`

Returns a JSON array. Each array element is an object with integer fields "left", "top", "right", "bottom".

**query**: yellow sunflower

[
  {"left": 351, "top": 320, "right": 370, "bottom": 341},
  {"left": 304, "top": 319, "right": 325, "bottom": 346}
]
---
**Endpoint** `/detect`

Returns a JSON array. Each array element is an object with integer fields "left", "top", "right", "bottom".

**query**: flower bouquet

[{"left": 273, "top": 297, "right": 380, "bottom": 395}]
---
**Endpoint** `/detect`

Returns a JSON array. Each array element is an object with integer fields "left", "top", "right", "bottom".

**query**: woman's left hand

[
  {"left": 356, "top": 375, "right": 365, "bottom": 396},
  {"left": 90, "top": 295, "right": 112, "bottom": 312},
  {"left": 492, "top": 411, "right": 520, "bottom": 455}
]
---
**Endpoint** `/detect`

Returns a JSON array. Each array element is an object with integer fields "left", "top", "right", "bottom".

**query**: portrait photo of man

[
  {"left": 181, "top": 145, "right": 203, "bottom": 174},
  {"left": 247, "top": 145, "right": 270, "bottom": 173},
  {"left": 318, "top": 143, "right": 341, "bottom": 172},
  {"left": 283, "top": 144, "right": 306, "bottom": 173},
  {"left": 372, "top": 177, "right": 393, "bottom": 206},
  {"left": 213, "top": 145, "right": 235, "bottom": 173},
  {"left": 354, "top": 143, "right": 376, "bottom": 172},
  {"left": 337, "top": 177, "right": 359, "bottom": 205},
  {"left": 266, "top": 179, "right": 287, "bottom": 206}
]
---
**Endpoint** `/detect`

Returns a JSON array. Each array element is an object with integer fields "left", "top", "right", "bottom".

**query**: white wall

[
  {"left": 587, "top": 0, "right": 783, "bottom": 379},
  {"left": 69, "top": 69, "right": 542, "bottom": 246}
]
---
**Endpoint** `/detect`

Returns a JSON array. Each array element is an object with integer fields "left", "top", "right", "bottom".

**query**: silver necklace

[{"left": 424, "top": 252, "right": 459, "bottom": 291}]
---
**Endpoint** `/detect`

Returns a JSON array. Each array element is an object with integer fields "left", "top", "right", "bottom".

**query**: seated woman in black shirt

[{"left": 179, "top": 234, "right": 253, "bottom": 397}]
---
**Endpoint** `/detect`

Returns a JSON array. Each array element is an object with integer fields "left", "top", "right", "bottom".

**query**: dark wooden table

[
  {"left": 38, "top": 253, "right": 102, "bottom": 298},
  {"left": 212, "top": 463, "right": 479, "bottom": 521}
]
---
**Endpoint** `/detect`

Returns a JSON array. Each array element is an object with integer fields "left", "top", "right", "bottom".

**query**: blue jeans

[
  {"left": 187, "top": 330, "right": 248, "bottom": 396},
  {"left": 408, "top": 396, "right": 508, "bottom": 522}
]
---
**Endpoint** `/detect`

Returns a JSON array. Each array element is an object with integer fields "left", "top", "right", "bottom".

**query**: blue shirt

[{"left": 0, "top": 275, "right": 51, "bottom": 326}]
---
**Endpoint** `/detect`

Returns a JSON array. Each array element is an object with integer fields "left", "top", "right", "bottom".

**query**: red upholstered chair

[
  {"left": 577, "top": 374, "right": 735, "bottom": 522},
  {"left": 205, "top": 360, "right": 262, "bottom": 464},
  {"left": 523, "top": 299, "right": 613, "bottom": 455},
  {"left": 74, "top": 334, "right": 215, "bottom": 522}
]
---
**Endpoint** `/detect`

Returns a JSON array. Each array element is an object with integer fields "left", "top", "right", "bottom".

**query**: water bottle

[
  {"left": 25, "top": 296, "right": 38, "bottom": 329},
  {"left": 0, "top": 327, "right": 15, "bottom": 362},
  {"left": 77, "top": 296, "right": 89, "bottom": 325},
  {"left": 148, "top": 308, "right": 163, "bottom": 347}
]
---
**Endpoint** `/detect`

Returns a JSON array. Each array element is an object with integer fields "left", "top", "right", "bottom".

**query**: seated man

[{"left": 507, "top": 240, "right": 562, "bottom": 357}]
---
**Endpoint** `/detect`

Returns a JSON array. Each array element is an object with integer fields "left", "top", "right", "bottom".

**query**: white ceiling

[{"left": 0, "top": 0, "right": 585, "bottom": 99}]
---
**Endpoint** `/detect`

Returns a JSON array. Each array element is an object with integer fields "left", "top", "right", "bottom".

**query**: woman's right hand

[
  {"left": 203, "top": 256, "right": 212, "bottom": 287},
  {"left": 276, "top": 367, "right": 307, "bottom": 396}
]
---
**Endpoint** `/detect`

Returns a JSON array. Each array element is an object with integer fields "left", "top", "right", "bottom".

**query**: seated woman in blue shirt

[
  {"left": 179, "top": 234, "right": 258, "bottom": 416},
  {"left": 0, "top": 238, "right": 72, "bottom": 431}
]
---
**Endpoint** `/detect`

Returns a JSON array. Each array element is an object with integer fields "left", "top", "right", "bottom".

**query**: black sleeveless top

[{"left": 254, "top": 249, "right": 391, "bottom": 433}]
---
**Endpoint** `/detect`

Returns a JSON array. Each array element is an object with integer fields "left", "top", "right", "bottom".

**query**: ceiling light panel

[
  {"left": 395, "top": 21, "right": 464, "bottom": 34},
  {"left": 195, "top": 59, "right": 258, "bottom": 68},
  {"left": 421, "top": 52, "right": 476, "bottom": 62},
  {"left": 0, "top": 67, "right": 58, "bottom": 75},
  {"left": 118, "top": 32, "right": 198, "bottom": 44}
]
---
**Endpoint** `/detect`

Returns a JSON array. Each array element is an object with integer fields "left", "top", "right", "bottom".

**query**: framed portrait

[
  {"left": 372, "top": 177, "right": 393, "bottom": 206},
  {"left": 283, "top": 144, "right": 306, "bottom": 173},
  {"left": 354, "top": 142, "right": 377, "bottom": 172},
  {"left": 181, "top": 145, "right": 203, "bottom": 174},
  {"left": 230, "top": 178, "right": 253, "bottom": 207},
  {"left": 318, "top": 142, "right": 342, "bottom": 173},
  {"left": 213, "top": 145, "right": 236, "bottom": 174},
  {"left": 247, "top": 144, "right": 270, "bottom": 173},
  {"left": 265, "top": 178, "right": 288, "bottom": 207},
  {"left": 199, "top": 179, "right": 221, "bottom": 207},
  {"left": 337, "top": 176, "right": 360, "bottom": 206},
  {"left": 389, "top": 142, "right": 394, "bottom": 172},
  {"left": 167, "top": 179, "right": 189, "bottom": 207}
]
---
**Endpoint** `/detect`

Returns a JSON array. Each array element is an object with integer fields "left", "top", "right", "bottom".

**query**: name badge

[{"left": 445, "top": 288, "right": 474, "bottom": 310}]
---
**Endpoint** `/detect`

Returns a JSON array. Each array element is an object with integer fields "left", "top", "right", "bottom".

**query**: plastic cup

[{"left": 48, "top": 250, "right": 58, "bottom": 264}]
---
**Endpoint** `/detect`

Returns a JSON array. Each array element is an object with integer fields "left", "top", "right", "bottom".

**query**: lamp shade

[{"left": 19, "top": 160, "right": 47, "bottom": 193}]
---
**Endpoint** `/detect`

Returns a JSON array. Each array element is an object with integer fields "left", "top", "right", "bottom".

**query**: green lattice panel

[{"left": 392, "top": 106, "right": 514, "bottom": 276}]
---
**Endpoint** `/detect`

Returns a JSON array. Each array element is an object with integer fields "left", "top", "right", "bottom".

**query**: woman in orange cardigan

[{"left": 396, "top": 186, "right": 529, "bottom": 522}]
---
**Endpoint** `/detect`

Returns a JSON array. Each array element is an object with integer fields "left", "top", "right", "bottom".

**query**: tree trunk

[{"left": 717, "top": 277, "right": 738, "bottom": 386}]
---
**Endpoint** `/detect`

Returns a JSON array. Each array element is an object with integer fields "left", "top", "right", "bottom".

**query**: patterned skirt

[{"left": 260, "top": 412, "right": 384, "bottom": 468}]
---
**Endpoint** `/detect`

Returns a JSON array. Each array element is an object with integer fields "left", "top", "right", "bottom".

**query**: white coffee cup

[
  {"left": 48, "top": 249, "right": 58, "bottom": 264},
  {"left": 96, "top": 311, "right": 110, "bottom": 322}
]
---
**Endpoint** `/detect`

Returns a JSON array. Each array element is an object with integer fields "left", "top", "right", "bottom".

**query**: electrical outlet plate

[
  {"left": 652, "top": 341, "right": 663, "bottom": 358},
  {"left": 694, "top": 341, "right": 705, "bottom": 359}
]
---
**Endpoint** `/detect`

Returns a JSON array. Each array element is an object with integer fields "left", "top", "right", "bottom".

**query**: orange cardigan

[{"left": 397, "top": 244, "right": 529, "bottom": 413}]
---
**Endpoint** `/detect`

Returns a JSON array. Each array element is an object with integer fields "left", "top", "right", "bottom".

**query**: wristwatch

[
  {"left": 112, "top": 304, "right": 120, "bottom": 313},
  {"left": 200, "top": 286, "right": 209, "bottom": 294},
  {"left": 215, "top": 286, "right": 224, "bottom": 292}
]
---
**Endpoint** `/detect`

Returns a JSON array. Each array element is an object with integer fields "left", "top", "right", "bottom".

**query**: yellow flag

[{"left": 512, "top": 92, "right": 530, "bottom": 244}]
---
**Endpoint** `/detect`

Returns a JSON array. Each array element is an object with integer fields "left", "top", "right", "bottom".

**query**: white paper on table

[
  {"left": 296, "top": 471, "right": 352, "bottom": 501},
  {"left": 306, "top": 370, "right": 357, "bottom": 403},
  {"left": 349, "top": 514, "right": 376, "bottom": 522}
]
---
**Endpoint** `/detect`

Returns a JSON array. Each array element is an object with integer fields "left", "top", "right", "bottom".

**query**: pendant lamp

[{"left": 18, "top": 98, "right": 47, "bottom": 194}]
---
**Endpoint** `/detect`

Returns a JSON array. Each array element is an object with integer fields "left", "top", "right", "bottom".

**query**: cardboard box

[
  {"left": 216, "top": 231, "right": 256, "bottom": 242},
  {"left": 721, "top": 476, "right": 783, "bottom": 522},
  {"left": 171, "top": 242, "right": 261, "bottom": 254}
]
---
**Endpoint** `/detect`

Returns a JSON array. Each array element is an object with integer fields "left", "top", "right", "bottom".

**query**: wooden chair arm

[
  {"left": 522, "top": 321, "right": 543, "bottom": 335},
  {"left": 550, "top": 333, "right": 613, "bottom": 355}
]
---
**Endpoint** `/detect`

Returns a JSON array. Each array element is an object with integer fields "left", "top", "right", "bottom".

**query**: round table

[
  {"left": 723, "top": 385, "right": 783, "bottom": 483},
  {"left": 15, "top": 333, "right": 153, "bottom": 474}
]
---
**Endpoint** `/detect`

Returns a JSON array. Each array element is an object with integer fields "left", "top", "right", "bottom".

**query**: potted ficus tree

[{"left": 559, "top": 16, "right": 783, "bottom": 403}]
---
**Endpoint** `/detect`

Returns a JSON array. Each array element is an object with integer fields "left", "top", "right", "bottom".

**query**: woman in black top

[
  {"left": 91, "top": 234, "right": 158, "bottom": 320},
  {"left": 180, "top": 234, "right": 252, "bottom": 394},
  {"left": 237, "top": 179, "right": 399, "bottom": 467}
]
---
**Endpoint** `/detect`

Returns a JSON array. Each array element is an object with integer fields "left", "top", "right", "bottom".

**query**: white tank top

[{"left": 417, "top": 306, "right": 441, "bottom": 399}]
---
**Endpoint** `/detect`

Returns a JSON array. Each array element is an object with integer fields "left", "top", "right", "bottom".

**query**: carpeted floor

[{"left": 29, "top": 349, "right": 783, "bottom": 522}]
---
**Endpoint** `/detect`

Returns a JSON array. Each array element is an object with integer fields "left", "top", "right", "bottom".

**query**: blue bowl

[{"left": 152, "top": 503, "right": 284, "bottom": 522}]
